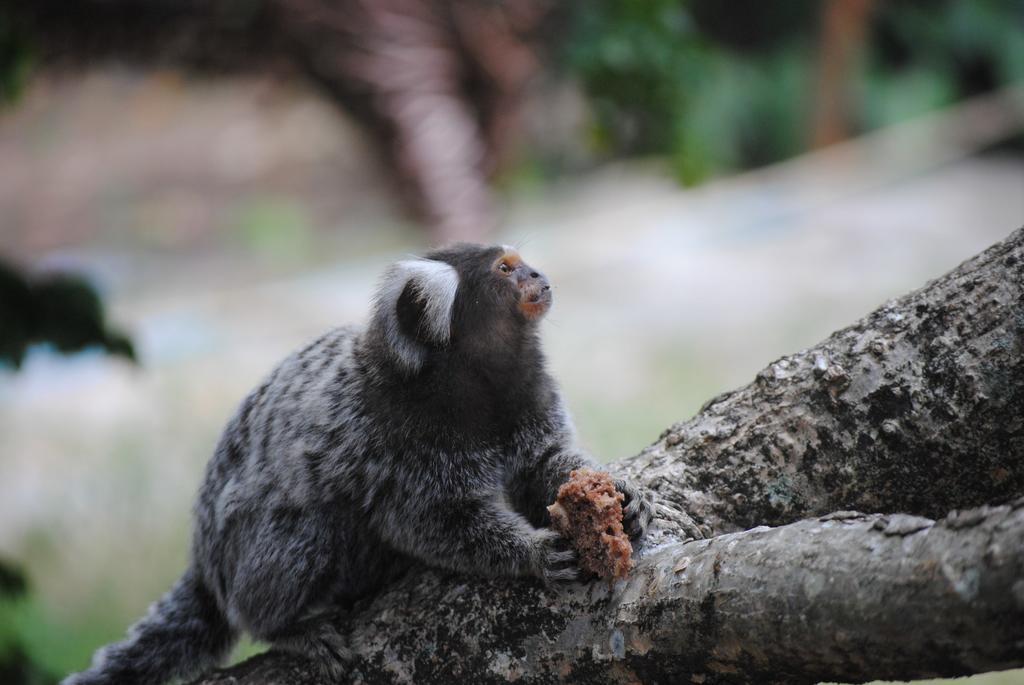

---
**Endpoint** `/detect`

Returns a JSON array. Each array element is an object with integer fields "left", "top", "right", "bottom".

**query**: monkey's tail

[{"left": 61, "top": 567, "right": 236, "bottom": 685}]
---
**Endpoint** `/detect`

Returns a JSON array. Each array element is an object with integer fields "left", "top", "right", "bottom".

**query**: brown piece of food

[{"left": 547, "top": 469, "right": 633, "bottom": 581}]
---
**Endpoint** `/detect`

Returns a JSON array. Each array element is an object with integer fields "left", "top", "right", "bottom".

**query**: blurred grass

[
  {"left": 15, "top": 591, "right": 126, "bottom": 677},
  {"left": 10, "top": 530, "right": 267, "bottom": 676},
  {"left": 579, "top": 341, "right": 726, "bottom": 460},
  {"left": 229, "top": 197, "right": 314, "bottom": 263}
]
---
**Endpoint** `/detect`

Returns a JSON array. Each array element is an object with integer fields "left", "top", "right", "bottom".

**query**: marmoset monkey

[{"left": 64, "top": 243, "right": 660, "bottom": 685}]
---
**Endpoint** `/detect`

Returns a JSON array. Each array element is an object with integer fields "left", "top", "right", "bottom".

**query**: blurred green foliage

[
  {"left": 0, "top": 561, "right": 56, "bottom": 685},
  {"left": 0, "top": 261, "right": 135, "bottom": 368},
  {"left": 0, "top": 7, "right": 32, "bottom": 103},
  {"left": 0, "top": 257, "right": 134, "bottom": 677},
  {"left": 565, "top": 0, "right": 814, "bottom": 184},
  {"left": 0, "top": 262, "right": 136, "bottom": 682},
  {"left": 567, "top": 0, "right": 1024, "bottom": 185}
]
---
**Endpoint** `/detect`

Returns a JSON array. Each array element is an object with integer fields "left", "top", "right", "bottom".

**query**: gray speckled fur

[{"left": 63, "top": 247, "right": 653, "bottom": 685}]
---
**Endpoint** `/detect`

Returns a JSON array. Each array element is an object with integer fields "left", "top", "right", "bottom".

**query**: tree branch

[
  {"left": 201, "top": 502, "right": 1024, "bottom": 684},
  {"left": 621, "top": 226, "right": 1024, "bottom": 532},
  {"left": 198, "top": 227, "right": 1024, "bottom": 684}
]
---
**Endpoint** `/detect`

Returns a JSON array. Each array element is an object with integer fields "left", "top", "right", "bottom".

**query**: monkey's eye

[{"left": 497, "top": 262, "right": 512, "bottom": 275}]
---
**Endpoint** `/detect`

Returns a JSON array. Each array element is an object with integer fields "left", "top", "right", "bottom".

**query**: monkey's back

[{"left": 191, "top": 325, "right": 401, "bottom": 609}]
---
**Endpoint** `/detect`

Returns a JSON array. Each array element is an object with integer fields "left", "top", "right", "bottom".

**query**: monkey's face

[
  {"left": 490, "top": 248, "right": 552, "bottom": 321},
  {"left": 423, "top": 243, "right": 552, "bottom": 328},
  {"left": 381, "top": 244, "right": 552, "bottom": 373}
]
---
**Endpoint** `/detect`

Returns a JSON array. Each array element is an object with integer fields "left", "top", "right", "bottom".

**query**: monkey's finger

[
  {"left": 624, "top": 498, "right": 640, "bottom": 517},
  {"left": 626, "top": 493, "right": 651, "bottom": 516},
  {"left": 624, "top": 516, "right": 637, "bottom": 539},
  {"left": 624, "top": 492, "right": 650, "bottom": 519},
  {"left": 544, "top": 566, "right": 582, "bottom": 583},
  {"left": 624, "top": 515, "right": 649, "bottom": 541},
  {"left": 624, "top": 487, "right": 654, "bottom": 516},
  {"left": 536, "top": 528, "right": 569, "bottom": 547},
  {"left": 547, "top": 549, "right": 576, "bottom": 565},
  {"left": 614, "top": 479, "right": 636, "bottom": 502}
]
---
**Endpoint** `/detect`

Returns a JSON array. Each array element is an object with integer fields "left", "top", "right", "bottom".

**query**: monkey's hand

[
  {"left": 530, "top": 529, "right": 580, "bottom": 583},
  {"left": 614, "top": 478, "right": 705, "bottom": 543},
  {"left": 613, "top": 478, "right": 654, "bottom": 540}
]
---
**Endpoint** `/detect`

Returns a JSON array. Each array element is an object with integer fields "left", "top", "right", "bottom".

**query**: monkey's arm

[
  {"left": 529, "top": 444, "right": 598, "bottom": 511},
  {"left": 521, "top": 427, "right": 699, "bottom": 542},
  {"left": 527, "top": 444, "right": 648, "bottom": 538},
  {"left": 370, "top": 490, "right": 579, "bottom": 583}
]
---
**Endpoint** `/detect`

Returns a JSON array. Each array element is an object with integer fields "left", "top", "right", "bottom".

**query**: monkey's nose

[{"left": 518, "top": 267, "right": 548, "bottom": 289}]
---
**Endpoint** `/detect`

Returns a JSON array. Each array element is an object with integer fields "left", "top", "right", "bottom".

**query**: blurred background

[{"left": 1, "top": 1, "right": 1023, "bottom": 683}]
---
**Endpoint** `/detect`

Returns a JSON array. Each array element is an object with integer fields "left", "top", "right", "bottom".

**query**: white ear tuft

[{"left": 371, "top": 258, "right": 459, "bottom": 373}]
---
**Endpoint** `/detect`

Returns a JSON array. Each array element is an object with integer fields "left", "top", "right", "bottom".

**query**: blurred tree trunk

[
  {"left": 276, "top": 0, "right": 551, "bottom": 243},
  {"left": 2, "top": 0, "right": 550, "bottom": 243},
  {"left": 812, "top": 0, "right": 875, "bottom": 147},
  {"left": 195, "top": 228, "right": 1024, "bottom": 684}
]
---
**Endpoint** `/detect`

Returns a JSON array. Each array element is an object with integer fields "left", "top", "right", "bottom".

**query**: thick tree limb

[
  {"left": 199, "top": 227, "right": 1024, "bottom": 684},
  {"left": 621, "top": 226, "right": 1024, "bottom": 533},
  {"left": 201, "top": 502, "right": 1024, "bottom": 684}
]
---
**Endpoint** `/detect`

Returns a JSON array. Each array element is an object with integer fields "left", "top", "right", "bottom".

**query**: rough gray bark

[
  {"left": 201, "top": 503, "right": 1024, "bottom": 685},
  {"left": 199, "top": 227, "right": 1024, "bottom": 684},
  {"left": 621, "top": 225, "right": 1024, "bottom": 533}
]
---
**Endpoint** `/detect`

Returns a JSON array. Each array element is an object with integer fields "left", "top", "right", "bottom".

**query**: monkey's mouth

[{"left": 519, "top": 285, "right": 552, "bottom": 320}]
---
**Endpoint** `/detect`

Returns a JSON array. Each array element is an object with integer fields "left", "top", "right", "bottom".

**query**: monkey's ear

[{"left": 371, "top": 258, "right": 459, "bottom": 374}]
